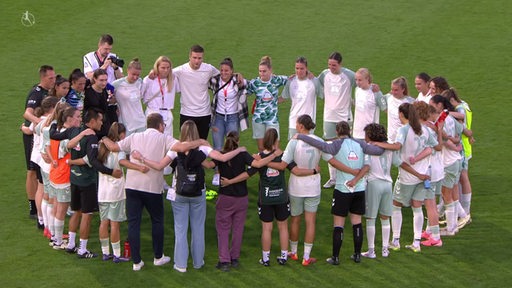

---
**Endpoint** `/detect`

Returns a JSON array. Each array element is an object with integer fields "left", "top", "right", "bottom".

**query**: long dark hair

[
  {"left": 431, "top": 94, "right": 455, "bottom": 111},
  {"left": 263, "top": 128, "right": 278, "bottom": 151},
  {"left": 98, "top": 122, "right": 126, "bottom": 163},
  {"left": 399, "top": 103, "right": 422, "bottom": 136},
  {"left": 297, "top": 114, "right": 316, "bottom": 131},
  {"left": 222, "top": 131, "right": 239, "bottom": 153}
]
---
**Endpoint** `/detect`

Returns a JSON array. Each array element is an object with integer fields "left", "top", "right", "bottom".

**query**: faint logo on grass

[{"left": 21, "top": 11, "right": 35, "bottom": 27}]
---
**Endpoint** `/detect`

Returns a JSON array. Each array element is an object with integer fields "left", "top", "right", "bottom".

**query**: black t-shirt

[
  {"left": 83, "top": 81, "right": 117, "bottom": 138},
  {"left": 214, "top": 151, "right": 255, "bottom": 197},
  {"left": 24, "top": 85, "right": 48, "bottom": 126}
]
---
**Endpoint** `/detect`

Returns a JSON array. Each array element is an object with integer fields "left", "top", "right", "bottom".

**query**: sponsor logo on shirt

[
  {"left": 347, "top": 151, "right": 358, "bottom": 161},
  {"left": 266, "top": 168, "right": 280, "bottom": 177}
]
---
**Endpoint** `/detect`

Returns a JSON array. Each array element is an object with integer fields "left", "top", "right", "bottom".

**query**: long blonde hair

[
  {"left": 153, "top": 56, "right": 173, "bottom": 92},
  {"left": 179, "top": 120, "right": 200, "bottom": 142}
]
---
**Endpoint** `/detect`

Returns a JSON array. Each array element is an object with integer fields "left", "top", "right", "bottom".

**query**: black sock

[
  {"left": 332, "top": 226, "right": 344, "bottom": 258},
  {"left": 353, "top": 223, "right": 363, "bottom": 254},
  {"left": 29, "top": 199, "right": 37, "bottom": 215}
]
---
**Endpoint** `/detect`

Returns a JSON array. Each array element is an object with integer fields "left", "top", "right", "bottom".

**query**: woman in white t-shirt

[
  {"left": 208, "top": 57, "right": 247, "bottom": 186},
  {"left": 384, "top": 76, "right": 415, "bottom": 143},
  {"left": 414, "top": 72, "right": 431, "bottom": 103},
  {"left": 142, "top": 56, "right": 178, "bottom": 137},
  {"left": 352, "top": 68, "right": 386, "bottom": 140},
  {"left": 372, "top": 103, "right": 438, "bottom": 253},
  {"left": 112, "top": 59, "right": 146, "bottom": 135},
  {"left": 97, "top": 122, "right": 149, "bottom": 263},
  {"left": 317, "top": 52, "right": 355, "bottom": 188},
  {"left": 430, "top": 95, "right": 464, "bottom": 236},
  {"left": 272, "top": 115, "right": 327, "bottom": 266},
  {"left": 280, "top": 56, "right": 323, "bottom": 140}
]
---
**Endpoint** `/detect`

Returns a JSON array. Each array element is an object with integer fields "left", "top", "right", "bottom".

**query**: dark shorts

[
  {"left": 180, "top": 114, "right": 211, "bottom": 140},
  {"left": 31, "top": 161, "right": 43, "bottom": 184},
  {"left": 71, "top": 183, "right": 98, "bottom": 213},
  {"left": 258, "top": 202, "right": 290, "bottom": 222},
  {"left": 331, "top": 189, "right": 365, "bottom": 217},
  {"left": 23, "top": 134, "right": 36, "bottom": 170}
]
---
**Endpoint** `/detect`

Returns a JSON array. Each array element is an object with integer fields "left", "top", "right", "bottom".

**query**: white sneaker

[
  {"left": 382, "top": 247, "right": 390, "bottom": 258},
  {"left": 212, "top": 173, "right": 220, "bottom": 186},
  {"left": 457, "top": 214, "right": 471, "bottom": 230},
  {"left": 361, "top": 250, "right": 376, "bottom": 259},
  {"left": 323, "top": 179, "right": 336, "bottom": 188},
  {"left": 440, "top": 227, "right": 458, "bottom": 236},
  {"left": 133, "top": 260, "right": 144, "bottom": 271},
  {"left": 154, "top": 255, "right": 171, "bottom": 266},
  {"left": 389, "top": 239, "right": 400, "bottom": 251},
  {"left": 173, "top": 264, "right": 187, "bottom": 273},
  {"left": 405, "top": 243, "right": 421, "bottom": 253}
]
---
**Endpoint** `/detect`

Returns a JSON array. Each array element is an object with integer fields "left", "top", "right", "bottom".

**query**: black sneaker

[
  {"left": 276, "top": 257, "right": 287, "bottom": 265},
  {"left": 37, "top": 221, "right": 44, "bottom": 230},
  {"left": 66, "top": 246, "right": 78, "bottom": 254},
  {"left": 77, "top": 250, "right": 98, "bottom": 259},
  {"left": 259, "top": 259, "right": 270, "bottom": 267},
  {"left": 216, "top": 261, "right": 230, "bottom": 272},
  {"left": 230, "top": 259, "right": 240, "bottom": 268},
  {"left": 326, "top": 256, "right": 340, "bottom": 265},
  {"left": 350, "top": 253, "right": 361, "bottom": 263}
]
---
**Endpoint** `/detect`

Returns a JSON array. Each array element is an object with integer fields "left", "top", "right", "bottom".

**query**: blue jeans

[
  {"left": 212, "top": 113, "right": 239, "bottom": 150},
  {"left": 171, "top": 190, "right": 206, "bottom": 269},
  {"left": 126, "top": 189, "right": 164, "bottom": 264}
]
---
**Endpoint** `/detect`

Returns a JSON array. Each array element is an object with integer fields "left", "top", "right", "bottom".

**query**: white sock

[
  {"left": 281, "top": 250, "right": 288, "bottom": 260},
  {"left": 455, "top": 200, "right": 467, "bottom": 218},
  {"left": 437, "top": 197, "right": 445, "bottom": 215},
  {"left": 412, "top": 207, "right": 423, "bottom": 240},
  {"left": 41, "top": 199, "right": 48, "bottom": 228},
  {"left": 391, "top": 206, "right": 402, "bottom": 239},
  {"left": 445, "top": 203, "right": 456, "bottom": 232},
  {"left": 79, "top": 239, "right": 89, "bottom": 254},
  {"left": 430, "top": 225, "right": 440, "bottom": 241},
  {"left": 100, "top": 238, "right": 110, "bottom": 255},
  {"left": 381, "top": 219, "right": 390, "bottom": 248},
  {"left": 47, "top": 204, "right": 55, "bottom": 236},
  {"left": 262, "top": 250, "right": 270, "bottom": 262},
  {"left": 461, "top": 193, "right": 472, "bottom": 214},
  {"left": 68, "top": 232, "right": 77, "bottom": 249},
  {"left": 38, "top": 215, "right": 44, "bottom": 225},
  {"left": 54, "top": 219, "right": 65, "bottom": 245},
  {"left": 366, "top": 218, "right": 376, "bottom": 250},
  {"left": 112, "top": 241, "right": 121, "bottom": 258},
  {"left": 290, "top": 240, "right": 298, "bottom": 254},
  {"left": 303, "top": 243, "right": 313, "bottom": 260}
]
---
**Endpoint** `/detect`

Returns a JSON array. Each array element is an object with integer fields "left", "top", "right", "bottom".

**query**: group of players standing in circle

[{"left": 21, "top": 34, "right": 474, "bottom": 272}]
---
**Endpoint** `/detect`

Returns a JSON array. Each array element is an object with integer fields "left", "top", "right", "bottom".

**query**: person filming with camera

[{"left": 84, "top": 34, "right": 124, "bottom": 84}]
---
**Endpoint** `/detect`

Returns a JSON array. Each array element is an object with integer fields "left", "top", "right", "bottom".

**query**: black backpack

[{"left": 172, "top": 149, "right": 205, "bottom": 197}]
